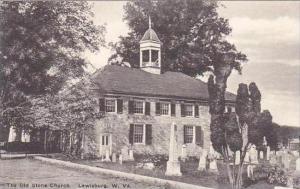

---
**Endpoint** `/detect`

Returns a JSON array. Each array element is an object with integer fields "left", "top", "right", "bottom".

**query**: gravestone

[
  {"left": 128, "top": 150, "right": 134, "bottom": 161},
  {"left": 259, "top": 151, "right": 264, "bottom": 160},
  {"left": 235, "top": 151, "right": 241, "bottom": 165},
  {"left": 270, "top": 155, "right": 277, "bottom": 165},
  {"left": 119, "top": 154, "right": 123, "bottom": 164},
  {"left": 181, "top": 145, "right": 187, "bottom": 162},
  {"left": 165, "top": 122, "right": 182, "bottom": 176},
  {"left": 244, "top": 152, "right": 250, "bottom": 164},
  {"left": 282, "top": 152, "right": 290, "bottom": 169},
  {"left": 248, "top": 144, "right": 258, "bottom": 179},
  {"left": 198, "top": 149, "right": 207, "bottom": 171},
  {"left": 296, "top": 158, "right": 300, "bottom": 171},
  {"left": 209, "top": 159, "right": 218, "bottom": 172},
  {"left": 208, "top": 146, "right": 218, "bottom": 173},
  {"left": 121, "top": 146, "right": 129, "bottom": 161},
  {"left": 266, "top": 146, "right": 270, "bottom": 160},
  {"left": 103, "top": 149, "right": 111, "bottom": 162},
  {"left": 249, "top": 145, "right": 258, "bottom": 164},
  {"left": 112, "top": 153, "right": 117, "bottom": 163}
]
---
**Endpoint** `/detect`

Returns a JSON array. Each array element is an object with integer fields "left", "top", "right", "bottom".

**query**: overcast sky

[{"left": 86, "top": 1, "right": 300, "bottom": 127}]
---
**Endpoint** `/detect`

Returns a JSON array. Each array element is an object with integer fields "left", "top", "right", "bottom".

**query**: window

[
  {"left": 129, "top": 124, "right": 152, "bottom": 145},
  {"left": 184, "top": 126, "right": 194, "bottom": 144},
  {"left": 142, "top": 50, "right": 150, "bottom": 62},
  {"left": 105, "top": 99, "right": 116, "bottom": 112},
  {"left": 102, "top": 135, "right": 109, "bottom": 145},
  {"left": 133, "top": 125, "right": 144, "bottom": 143},
  {"left": 151, "top": 50, "right": 159, "bottom": 65},
  {"left": 160, "top": 103, "right": 170, "bottom": 115},
  {"left": 133, "top": 101, "right": 144, "bottom": 114},
  {"left": 185, "top": 104, "right": 194, "bottom": 116}
]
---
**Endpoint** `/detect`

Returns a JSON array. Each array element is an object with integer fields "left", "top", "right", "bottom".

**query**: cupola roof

[{"left": 140, "top": 17, "right": 161, "bottom": 43}]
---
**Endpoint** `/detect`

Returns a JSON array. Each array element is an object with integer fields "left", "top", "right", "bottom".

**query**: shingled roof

[
  {"left": 92, "top": 65, "right": 236, "bottom": 102},
  {"left": 140, "top": 28, "right": 161, "bottom": 43}
]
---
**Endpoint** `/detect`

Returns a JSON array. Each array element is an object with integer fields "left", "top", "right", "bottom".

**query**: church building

[{"left": 84, "top": 19, "right": 236, "bottom": 158}]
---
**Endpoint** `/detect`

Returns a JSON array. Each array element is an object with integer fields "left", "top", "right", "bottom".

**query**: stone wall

[{"left": 83, "top": 96, "right": 214, "bottom": 158}]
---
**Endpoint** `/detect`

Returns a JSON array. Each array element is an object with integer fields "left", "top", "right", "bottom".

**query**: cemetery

[{"left": 44, "top": 123, "right": 300, "bottom": 189}]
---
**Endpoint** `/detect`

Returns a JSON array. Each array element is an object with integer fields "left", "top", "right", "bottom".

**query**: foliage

[
  {"left": 208, "top": 80, "right": 278, "bottom": 189},
  {"left": 267, "top": 166, "right": 288, "bottom": 186},
  {"left": 0, "top": 1, "right": 105, "bottom": 131},
  {"left": 110, "top": 0, "right": 247, "bottom": 77}
]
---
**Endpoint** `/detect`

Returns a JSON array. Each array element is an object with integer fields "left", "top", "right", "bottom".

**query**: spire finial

[{"left": 148, "top": 16, "right": 151, "bottom": 29}]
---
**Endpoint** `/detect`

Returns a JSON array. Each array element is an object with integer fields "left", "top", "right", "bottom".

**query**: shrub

[
  {"left": 267, "top": 166, "right": 288, "bottom": 186},
  {"left": 5, "top": 141, "right": 44, "bottom": 153}
]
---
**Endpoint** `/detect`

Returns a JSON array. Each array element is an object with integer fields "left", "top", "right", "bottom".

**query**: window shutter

[
  {"left": 99, "top": 98, "right": 105, "bottom": 112},
  {"left": 181, "top": 104, "right": 185, "bottom": 117},
  {"left": 117, "top": 99, "right": 123, "bottom": 114},
  {"left": 106, "top": 136, "right": 109, "bottom": 145},
  {"left": 171, "top": 103, "right": 176, "bottom": 116},
  {"left": 145, "top": 102, "right": 150, "bottom": 115},
  {"left": 183, "top": 125, "right": 187, "bottom": 144},
  {"left": 145, "top": 124, "right": 152, "bottom": 145},
  {"left": 194, "top": 105, "right": 199, "bottom": 117},
  {"left": 155, "top": 102, "right": 160, "bottom": 115},
  {"left": 129, "top": 124, "right": 134, "bottom": 145},
  {"left": 128, "top": 100, "right": 133, "bottom": 114},
  {"left": 102, "top": 136, "right": 105, "bottom": 145},
  {"left": 195, "top": 126, "right": 204, "bottom": 147}
]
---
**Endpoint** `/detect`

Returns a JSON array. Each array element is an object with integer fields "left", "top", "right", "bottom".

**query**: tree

[
  {"left": 0, "top": 1, "right": 105, "bottom": 131},
  {"left": 208, "top": 80, "right": 276, "bottom": 189},
  {"left": 110, "top": 0, "right": 247, "bottom": 76}
]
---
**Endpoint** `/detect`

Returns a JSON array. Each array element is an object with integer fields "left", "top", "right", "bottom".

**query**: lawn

[{"left": 47, "top": 153, "right": 277, "bottom": 189}]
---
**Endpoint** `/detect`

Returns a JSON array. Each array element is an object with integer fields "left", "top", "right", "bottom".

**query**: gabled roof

[
  {"left": 140, "top": 28, "right": 161, "bottom": 43},
  {"left": 92, "top": 65, "right": 236, "bottom": 102}
]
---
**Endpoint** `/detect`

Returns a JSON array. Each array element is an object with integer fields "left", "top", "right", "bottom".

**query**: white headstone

[
  {"left": 296, "top": 158, "right": 300, "bottom": 171},
  {"left": 165, "top": 122, "right": 182, "bottom": 176},
  {"left": 112, "top": 153, "right": 117, "bottom": 163},
  {"left": 259, "top": 150, "right": 264, "bottom": 159},
  {"left": 270, "top": 155, "right": 277, "bottom": 165},
  {"left": 209, "top": 159, "right": 218, "bottom": 172},
  {"left": 235, "top": 151, "right": 241, "bottom": 165},
  {"left": 8, "top": 127, "right": 17, "bottom": 142},
  {"left": 21, "top": 130, "right": 30, "bottom": 143},
  {"left": 103, "top": 149, "right": 111, "bottom": 162},
  {"left": 249, "top": 145, "right": 258, "bottom": 164},
  {"left": 282, "top": 153, "right": 290, "bottom": 169},
  {"left": 119, "top": 154, "right": 123, "bottom": 165},
  {"left": 121, "top": 146, "right": 129, "bottom": 161},
  {"left": 128, "top": 149, "right": 134, "bottom": 161},
  {"left": 181, "top": 145, "right": 187, "bottom": 162},
  {"left": 198, "top": 149, "right": 207, "bottom": 171},
  {"left": 244, "top": 152, "right": 250, "bottom": 163},
  {"left": 266, "top": 146, "right": 270, "bottom": 160}
]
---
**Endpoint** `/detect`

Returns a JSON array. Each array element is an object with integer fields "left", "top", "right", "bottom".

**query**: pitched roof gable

[{"left": 92, "top": 65, "right": 236, "bottom": 102}]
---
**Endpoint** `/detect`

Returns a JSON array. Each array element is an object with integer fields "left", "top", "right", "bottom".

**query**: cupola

[{"left": 139, "top": 17, "right": 161, "bottom": 74}]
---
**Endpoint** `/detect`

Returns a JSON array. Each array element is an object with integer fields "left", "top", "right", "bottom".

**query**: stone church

[{"left": 84, "top": 20, "right": 236, "bottom": 158}]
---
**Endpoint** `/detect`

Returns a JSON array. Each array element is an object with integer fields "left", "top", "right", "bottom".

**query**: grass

[{"left": 48, "top": 153, "right": 276, "bottom": 189}]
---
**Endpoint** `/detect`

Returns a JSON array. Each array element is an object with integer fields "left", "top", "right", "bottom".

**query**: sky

[{"left": 85, "top": 1, "right": 300, "bottom": 127}]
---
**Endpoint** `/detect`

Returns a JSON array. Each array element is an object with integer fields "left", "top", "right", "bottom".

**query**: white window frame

[
  {"left": 225, "top": 106, "right": 235, "bottom": 113},
  {"left": 133, "top": 100, "right": 145, "bottom": 115},
  {"left": 133, "top": 124, "right": 146, "bottom": 145},
  {"left": 184, "top": 125, "right": 196, "bottom": 144},
  {"left": 105, "top": 98, "right": 117, "bottom": 113},
  {"left": 184, "top": 104, "right": 194, "bottom": 117},
  {"left": 160, "top": 102, "right": 170, "bottom": 116}
]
